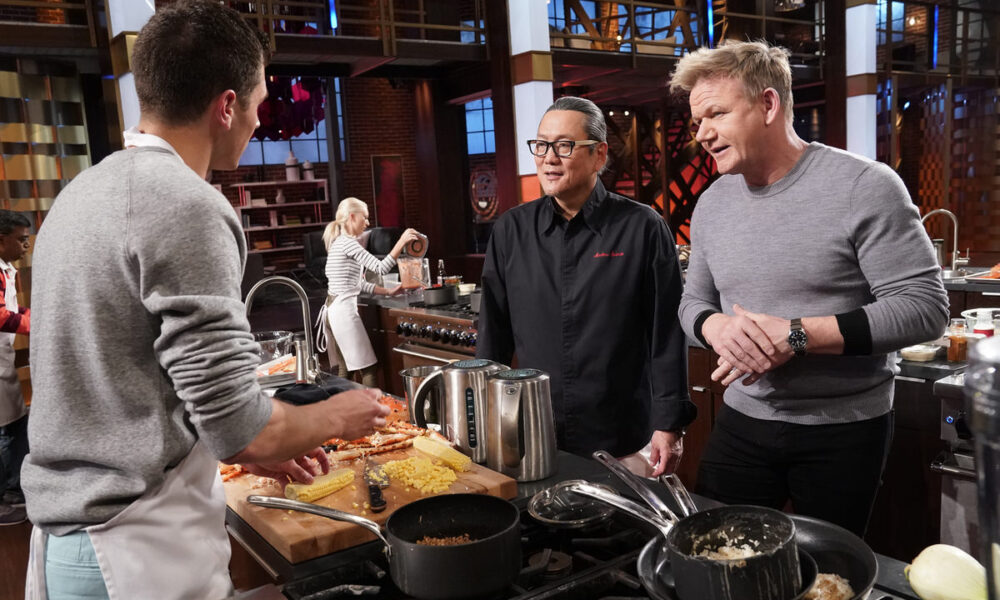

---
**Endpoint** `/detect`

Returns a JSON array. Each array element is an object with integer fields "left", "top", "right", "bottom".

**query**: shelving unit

[{"left": 229, "top": 179, "right": 330, "bottom": 272}]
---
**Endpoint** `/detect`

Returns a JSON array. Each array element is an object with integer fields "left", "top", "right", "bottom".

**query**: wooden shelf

[
  {"left": 245, "top": 223, "right": 325, "bottom": 232},
  {"left": 236, "top": 179, "right": 325, "bottom": 188},
  {"left": 249, "top": 245, "right": 304, "bottom": 254},
  {"left": 238, "top": 200, "right": 324, "bottom": 211}
]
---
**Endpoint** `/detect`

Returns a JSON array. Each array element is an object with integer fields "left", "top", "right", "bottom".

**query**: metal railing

[
  {"left": 231, "top": 0, "right": 487, "bottom": 56},
  {"left": 548, "top": 0, "right": 704, "bottom": 58},
  {"left": 0, "top": 0, "right": 98, "bottom": 47}
]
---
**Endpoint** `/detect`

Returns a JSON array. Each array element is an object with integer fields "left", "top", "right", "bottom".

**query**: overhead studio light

[{"left": 774, "top": 0, "right": 805, "bottom": 11}]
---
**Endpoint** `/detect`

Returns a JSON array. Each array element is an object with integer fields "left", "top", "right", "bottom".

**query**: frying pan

[
  {"left": 422, "top": 285, "right": 458, "bottom": 306},
  {"left": 636, "top": 514, "right": 877, "bottom": 600},
  {"left": 248, "top": 493, "right": 520, "bottom": 599}
]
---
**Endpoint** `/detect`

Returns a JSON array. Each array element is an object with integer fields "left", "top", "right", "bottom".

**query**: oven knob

[
  {"left": 468, "top": 332, "right": 477, "bottom": 347},
  {"left": 421, "top": 325, "right": 434, "bottom": 338},
  {"left": 456, "top": 332, "right": 470, "bottom": 346},
  {"left": 447, "top": 330, "right": 460, "bottom": 344},
  {"left": 397, "top": 322, "right": 408, "bottom": 335}
]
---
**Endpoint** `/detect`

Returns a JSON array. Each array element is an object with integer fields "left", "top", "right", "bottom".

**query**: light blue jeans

[{"left": 44, "top": 530, "right": 109, "bottom": 599}]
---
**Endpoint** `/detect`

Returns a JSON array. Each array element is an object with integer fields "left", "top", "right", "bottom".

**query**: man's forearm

[{"left": 225, "top": 399, "right": 335, "bottom": 464}]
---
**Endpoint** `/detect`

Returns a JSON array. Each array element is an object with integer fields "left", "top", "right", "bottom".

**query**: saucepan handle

[
  {"left": 411, "top": 369, "right": 444, "bottom": 429},
  {"left": 567, "top": 482, "right": 674, "bottom": 538},
  {"left": 247, "top": 495, "right": 391, "bottom": 553},
  {"left": 658, "top": 473, "right": 698, "bottom": 519},
  {"left": 593, "top": 450, "right": 678, "bottom": 524}
]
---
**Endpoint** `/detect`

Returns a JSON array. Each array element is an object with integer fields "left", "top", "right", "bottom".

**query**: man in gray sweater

[
  {"left": 673, "top": 40, "right": 948, "bottom": 536},
  {"left": 21, "top": 2, "right": 388, "bottom": 598}
]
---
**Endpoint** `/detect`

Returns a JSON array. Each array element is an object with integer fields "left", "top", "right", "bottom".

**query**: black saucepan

[
  {"left": 423, "top": 285, "right": 458, "bottom": 306},
  {"left": 248, "top": 493, "right": 520, "bottom": 599},
  {"left": 637, "top": 513, "right": 877, "bottom": 600}
]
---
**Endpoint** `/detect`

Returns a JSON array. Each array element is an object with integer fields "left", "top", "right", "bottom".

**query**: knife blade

[{"left": 363, "top": 457, "right": 387, "bottom": 513}]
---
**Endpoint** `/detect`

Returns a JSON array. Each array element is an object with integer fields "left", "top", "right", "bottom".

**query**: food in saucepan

[
  {"left": 416, "top": 534, "right": 473, "bottom": 546},
  {"left": 691, "top": 526, "right": 763, "bottom": 560},
  {"left": 803, "top": 573, "right": 854, "bottom": 600}
]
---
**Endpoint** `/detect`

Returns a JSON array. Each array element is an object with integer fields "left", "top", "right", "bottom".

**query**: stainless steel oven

[{"left": 382, "top": 305, "right": 477, "bottom": 395}]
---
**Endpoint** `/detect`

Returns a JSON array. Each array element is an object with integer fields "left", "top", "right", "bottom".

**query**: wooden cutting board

[{"left": 224, "top": 447, "right": 518, "bottom": 563}]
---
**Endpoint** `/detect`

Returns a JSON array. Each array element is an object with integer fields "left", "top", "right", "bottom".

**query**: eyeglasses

[{"left": 527, "top": 139, "right": 601, "bottom": 158}]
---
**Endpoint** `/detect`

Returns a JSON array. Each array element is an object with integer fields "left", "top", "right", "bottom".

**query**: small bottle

[
  {"left": 301, "top": 160, "right": 315, "bottom": 180},
  {"left": 284, "top": 151, "right": 300, "bottom": 181},
  {"left": 974, "top": 309, "right": 995, "bottom": 337},
  {"left": 437, "top": 259, "right": 446, "bottom": 287},
  {"left": 948, "top": 318, "right": 968, "bottom": 362}
]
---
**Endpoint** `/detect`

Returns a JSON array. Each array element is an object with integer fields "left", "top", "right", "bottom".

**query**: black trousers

[{"left": 695, "top": 404, "right": 893, "bottom": 537}]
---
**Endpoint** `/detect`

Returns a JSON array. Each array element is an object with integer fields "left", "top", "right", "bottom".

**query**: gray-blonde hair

[
  {"left": 545, "top": 96, "right": 607, "bottom": 143},
  {"left": 670, "top": 40, "right": 794, "bottom": 124},
  {"left": 323, "top": 197, "right": 368, "bottom": 248}
]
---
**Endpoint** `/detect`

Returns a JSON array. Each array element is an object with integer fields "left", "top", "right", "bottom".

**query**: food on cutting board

[
  {"left": 413, "top": 435, "right": 471, "bottom": 472},
  {"left": 803, "top": 573, "right": 854, "bottom": 600},
  {"left": 382, "top": 457, "right": 457, "bottom": 494},
  {"left": 256, "top": 354, "right": 296, "bottom": 377},
  {"left": 284, "top": 468, "right": 355, "bottom": 502},
  {"left": 219, "top": 463, "right": 245, "bottom": 482}
]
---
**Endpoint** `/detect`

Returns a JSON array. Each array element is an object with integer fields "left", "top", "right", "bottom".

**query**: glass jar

[{"left": 949, "top": 318, "right": 968, "bottom": 362}]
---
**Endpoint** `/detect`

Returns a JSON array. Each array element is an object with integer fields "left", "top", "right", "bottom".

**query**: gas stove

[{"left": 281, "top": 513, "right": 652, "bottom": 600}]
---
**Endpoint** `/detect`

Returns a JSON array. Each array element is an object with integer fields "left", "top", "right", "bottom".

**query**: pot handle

[
  {"left": 411, "top": 369, "right": 444, "bottom": 429},
  {"left": 658, "top": 473, "right": 697, "bottom": 518},
  {"left": 247, "top": 495, "right": 391, "bottom": 553},
  {"left": 500, "top": 382, "right": 523, "bottom": 469},
  {"left": 593, "top": 450, "right": 678, "bottom": 524},
  {"left": 568, "top": 482, "right": 673, "bottom": 538}
]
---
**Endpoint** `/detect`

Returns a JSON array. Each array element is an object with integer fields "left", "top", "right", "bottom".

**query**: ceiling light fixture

[{"left": 774, "top": 0, "right": 805, "bottom": 11}]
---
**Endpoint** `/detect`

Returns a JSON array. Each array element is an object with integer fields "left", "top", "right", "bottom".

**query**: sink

[{"left": 942, "top": 269, "right": 968, "bottom": 281}]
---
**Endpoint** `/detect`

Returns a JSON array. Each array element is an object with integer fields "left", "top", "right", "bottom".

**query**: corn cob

[
  {"left": 413, "top": 435, "right": 471, "bottom": 472},
  {"left": 284, "top": 468, "right": 354, "bottom": 502}
]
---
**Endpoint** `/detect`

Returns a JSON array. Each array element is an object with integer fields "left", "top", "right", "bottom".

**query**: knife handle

[{"left": 368, "top": 484, "right": 386, "bottom": 513}]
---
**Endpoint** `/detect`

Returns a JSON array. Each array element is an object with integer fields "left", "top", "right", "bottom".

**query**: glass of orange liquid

[{"left": 948, "top": 318, "right": 968, "bottom": 362}]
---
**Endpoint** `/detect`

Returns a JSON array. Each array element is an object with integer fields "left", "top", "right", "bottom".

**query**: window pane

[
  {"left": 263, "top": 140, "right": 291, "bottom": 165},
  {"left": 485, "top": 131, "right": 495, "bottom": 153},
  {"left": 483, "top": 108, "right": 494, "bottom": 132},
  {"left": 483, "top": 97, "right": 492, "bottom": 109},
  {"left": 321, "top": 143, "right": 329, "bottom": 163},
  {"left": 291, "top": 140, "right": 320, "bottom": 163},
  {"left": 239, "top": 142, "right": 264, "bottom": 166},
  {"left": 466, "top": 109, "right": 484, "bottom": 133},
  {"left": 467, "top": 133, "right": 485, "bottom": 154},
  {"left": 317, "top": 118, "right": 327, "bottom": 138}
]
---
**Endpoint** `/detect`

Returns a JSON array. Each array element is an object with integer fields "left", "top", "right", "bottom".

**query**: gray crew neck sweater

[
  {"left": 22, "top": 147, "right": 272, "bottom": 534},
  {"left": 678, "top": 143, "right": 948, "bottom": 424}
]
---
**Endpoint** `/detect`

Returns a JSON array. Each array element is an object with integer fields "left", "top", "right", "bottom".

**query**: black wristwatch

[{"left": 788, "top": 318, "right": 808, "bottom": 356}]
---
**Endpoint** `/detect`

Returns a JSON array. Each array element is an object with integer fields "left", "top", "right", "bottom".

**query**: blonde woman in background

[{"left": 319, "top": 197, "right": 420, "bottom": 386}]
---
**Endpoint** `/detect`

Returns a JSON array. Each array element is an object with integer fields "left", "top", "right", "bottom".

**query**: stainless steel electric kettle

[
  {"left": 412, "top": 359, "right": 507, "bottom": 463},
  {"left": 486, "top": 368, "right": 557, "bottom": 481}
]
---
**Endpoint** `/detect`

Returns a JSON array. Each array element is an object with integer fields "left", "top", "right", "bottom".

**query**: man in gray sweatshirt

[
  {"left": 673, "top": 40, "right": 948, "bottom": 536},
  {"left": 21, "top": 2, "right": 388, "bottom": 598}
]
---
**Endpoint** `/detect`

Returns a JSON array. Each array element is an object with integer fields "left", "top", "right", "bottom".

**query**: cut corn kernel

[
  {"left": 284, "top": 468, "right": 354, "bottom": 503},
  {"left": 413, "top": 435, "right": 471, "bottom": 472},
  {"left": 383, "top": 457, "right": 457, "bottom": 494}
]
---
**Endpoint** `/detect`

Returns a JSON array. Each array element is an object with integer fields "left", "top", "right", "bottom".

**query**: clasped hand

[{"left": 704, "top": 304, "right": 794, "bottom": 387}]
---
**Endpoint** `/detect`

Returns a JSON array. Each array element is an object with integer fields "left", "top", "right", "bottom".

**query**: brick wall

[
  {"left": 210, "top": 162, "right": 331, "bottom": 207},
  {"left": 338, "top": 78, "right": 424, "bottom": 231}
]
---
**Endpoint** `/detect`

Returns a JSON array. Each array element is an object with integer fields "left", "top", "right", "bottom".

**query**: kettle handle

[
  {"left": 411, "top": 369, "right": 444, "bottom": 429},
  {"left": 500, "top": 382, "right": 523, "bottom": 469}
]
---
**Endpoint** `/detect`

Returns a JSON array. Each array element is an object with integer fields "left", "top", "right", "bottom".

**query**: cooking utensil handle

[
  {"left": 410, "top": 368, "right": 444, "bottom": 429},
  {"left": 500, "top": 381, "right": 523, "bottom": 469},
  {"left": 593, "top": 450, "right": 678, "bottom": 523},
  {"left": 568, "top": 482, "right": 673, "bottom": 538},
  {"left": 391, "top": 346, "right": 456, "bottom": 364},
  {"left": 658, "top": 473, "right": 698, "bottom": 518},
  {"left": 247, "top": 495, "right": 391, "bottom": 550}
]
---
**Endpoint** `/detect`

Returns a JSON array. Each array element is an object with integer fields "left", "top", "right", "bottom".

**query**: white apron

[
  {"left": 326, "top": 289, "right": 377, "bottom": 372},
  {"left": 26, "top": 441, "right": 232, "bottom": 600},
  {"left": 0, "top": 262, "right": 25, "bottom": 426}
]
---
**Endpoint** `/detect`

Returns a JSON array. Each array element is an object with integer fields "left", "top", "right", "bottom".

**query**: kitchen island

[{"left": 226, "top": 451, "right": 921, "bottom": 599}]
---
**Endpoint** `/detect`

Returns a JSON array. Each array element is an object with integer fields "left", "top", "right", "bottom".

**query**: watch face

[{"left": 789, "top": 329, "right": 808, "bottom": 351}]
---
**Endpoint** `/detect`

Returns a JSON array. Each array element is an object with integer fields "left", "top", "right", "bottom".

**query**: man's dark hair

[
  {"left": 132, "top": 0, "right": 271, "bottom": 125},
  {"left": 0, "top": 210, "right": 30, "bottom": 235}
]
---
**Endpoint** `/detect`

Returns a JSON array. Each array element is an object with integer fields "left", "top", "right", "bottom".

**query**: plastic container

[
  {"left": 253, "top": 331, "right": 293, "bottom": 363},
  {"left": 399, "top": 257, "right": 430, "bottom": 289},
  {"left": 964, "top": 336, "right": 1000, "bottom": 600},
  {"left": 975, "top": 309, "right": 996, "bottom": 337},
  {"left": 284, "top": 151, "right": 300, "bottom": 181}
]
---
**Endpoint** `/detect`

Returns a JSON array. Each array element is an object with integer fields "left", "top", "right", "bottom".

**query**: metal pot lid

[
  {"left": 494, "top": 368, "right": 546, "bottom": 380},
  {"left": 527, "top": 479, "right": 616, "bottom": 529}
]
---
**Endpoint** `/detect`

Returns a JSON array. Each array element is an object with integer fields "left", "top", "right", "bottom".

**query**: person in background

[
  {"left": 477, "top": 96, "right": 695, "bottom": 475},
  {"left": 673, "top": 40, "right": 948, "bottom": 536},
  {"left": 319, "top": 197, "right": 419, "bottom": 387},
  {"left": 21, "top": 3, "right": 388, "bottom": 598},
  {"left": 0, "top": 209, "right": 30, "bottom": 526}
]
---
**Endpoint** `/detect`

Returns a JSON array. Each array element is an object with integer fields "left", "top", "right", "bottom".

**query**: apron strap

[
  {"left": 314, "top": 297, "right": 333, "bottom": 353},
  {"left": 25, "top": 527, "right": 48, "bottom": 600}
]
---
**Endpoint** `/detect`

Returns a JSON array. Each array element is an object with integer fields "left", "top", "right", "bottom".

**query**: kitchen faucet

[
  {"left": 919, "top": 208, "right": 969, "bottom": 273},
  {"left": 245, "top": 275, "right": 319, "bottom": 383}
]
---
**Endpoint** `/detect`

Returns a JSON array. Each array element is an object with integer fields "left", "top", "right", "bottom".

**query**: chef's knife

[{"left": 363, "top": 457, "right": 387, "bottom": 513}]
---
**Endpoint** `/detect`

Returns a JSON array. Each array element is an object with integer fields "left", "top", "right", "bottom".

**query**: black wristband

[
  {"left": 693, "top": 310, "right": 718, "bottom": 349},
  {"left": 836, "top": 308, "right": 872, "bottom": 355}
]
